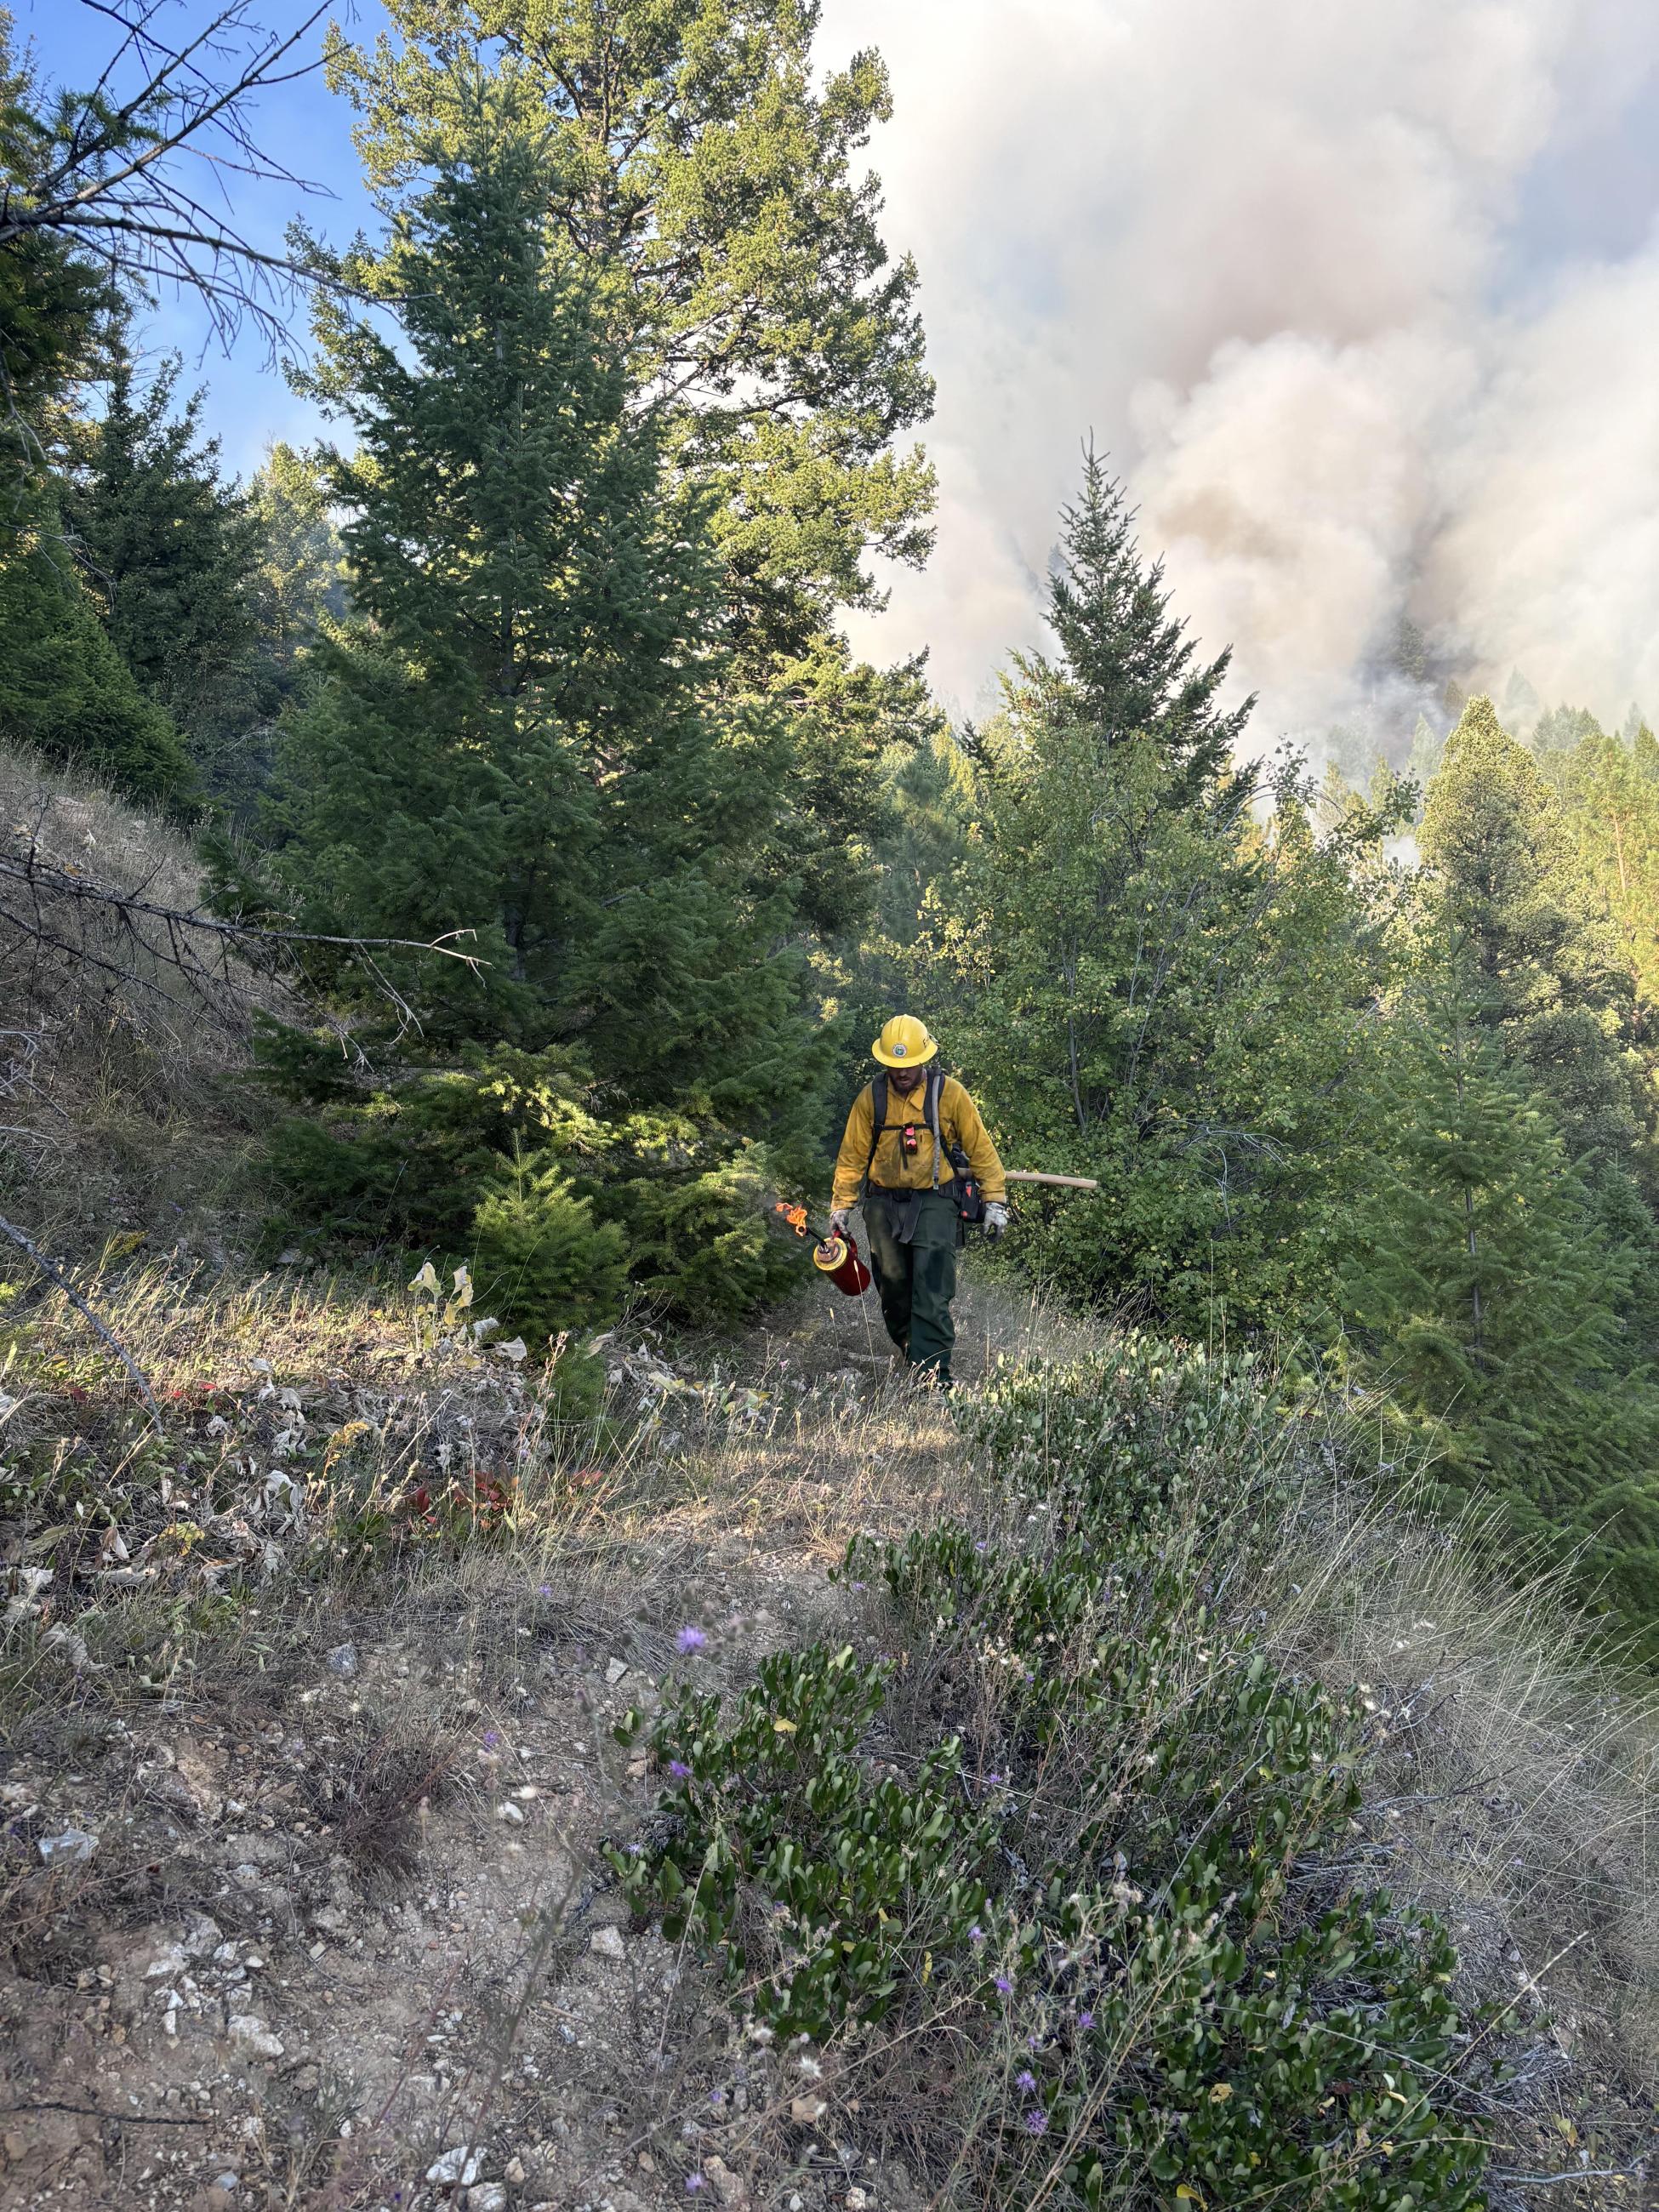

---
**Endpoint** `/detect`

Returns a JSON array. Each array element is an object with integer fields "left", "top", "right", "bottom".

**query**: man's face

[{"left": 885, "top": 1062, "right": 925, "bottom": 1097}]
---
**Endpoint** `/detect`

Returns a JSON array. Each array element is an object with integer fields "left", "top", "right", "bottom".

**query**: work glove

[
  {"left": 983, "top": 1201, "right": 1011, "bottom": 1240},
  {"left": 828, "top": 1207, "right": 851, "bottom": 1236}
]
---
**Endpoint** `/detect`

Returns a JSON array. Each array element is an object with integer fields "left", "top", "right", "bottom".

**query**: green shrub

[
  {"left": 617, "top": 1340, "right": 1493, "bottom": 2209},
  {"left": 470, "top": 1141, "right": 628, "bottom": 1342}
]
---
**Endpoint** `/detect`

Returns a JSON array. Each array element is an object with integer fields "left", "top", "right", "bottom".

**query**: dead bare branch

[
  {"left": 0, "top": 830, "right": 485, "bottom": 1047},
  {"left": 0, "top": 1, "right": 347, "bottom": 364}
]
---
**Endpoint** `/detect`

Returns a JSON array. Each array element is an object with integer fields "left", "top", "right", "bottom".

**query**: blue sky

[
  {"left": 20, "top": 0, "right": 386, "bottom": 468},
  {"left": 19, "top": 0, "right": 1659, "bottom": 732}
]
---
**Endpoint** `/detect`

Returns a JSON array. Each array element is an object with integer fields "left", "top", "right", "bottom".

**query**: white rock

[
  {"left": 425, "top": 2146, "right": 484, "bottom": 2186},
  {"left": 605, "top": 1657, "right": 630, "bottom": 1685},
  {"left": 325, "top": 1643, "right": 358, "bottom": 1678},
  {"left": 588, "top": 1925, "right": 625, "bottom": 1961},
  {"left": 496, "top": 1801, "right": 525, "bottom": 1826},
  {"left": 227, "top": 2015, "right": 284, "bottom": 2059},
  {"left": 37, "top": 1827, "right": 98, "bottom": 1864},
  {"left": 466, "top": 2187, "right": 509, "bottom": 2212}
]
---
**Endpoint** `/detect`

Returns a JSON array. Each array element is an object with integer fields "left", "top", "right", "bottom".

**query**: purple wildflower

[
  {"left": 995, "top": 1975, "right": 1014, "bottom": 1995},
  {"left": 1015, "top": 2070, "right": 1037, "bottom": 2094},
  {"left": 973, "top": 1540, "right": 988, "bottom": 1554},
  {"left": 1024, "top": 2108, "right": 1048, "bottom": 2136},
  {"left": 537, "top": 1582, "right": 553, "bottom": 1598},
  {"left": 669, "top": 1759, "right": 693, "bottom": 1779},
  {"left": 968, "top": 1924, "right": 986, "bottom": 1948},
  {"left": 1076, "top": 2010, "right": 1095, "bottom": 2030},
  {"left": 482, "top": 1729, "right": 501, "bottom": 1748},
  {"left": 686, "top": 2177, "right": 706, "bottom": 2195},
  {"left": 676, "top": 1625, "right": 707, "bottom": 1655},
  {"left": 984, "top": 1772, "right": 1003, "bottom": 1787}
]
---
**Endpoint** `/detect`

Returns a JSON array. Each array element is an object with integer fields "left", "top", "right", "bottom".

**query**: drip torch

[{"left": 772, "top": 1201, "right": 872, "bottom": 1296}]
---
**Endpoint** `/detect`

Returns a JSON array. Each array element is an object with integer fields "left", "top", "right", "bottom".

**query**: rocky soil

[{"left": 1, "top": 1283, "right": 972, "bottom": 2212}]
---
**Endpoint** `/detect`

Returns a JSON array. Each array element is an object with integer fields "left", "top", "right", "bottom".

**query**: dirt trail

[{"left": 1, "top": 1269, "right": 1036, "bottom": 2212}]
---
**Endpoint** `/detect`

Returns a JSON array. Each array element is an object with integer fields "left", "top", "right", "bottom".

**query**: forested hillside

[{"left": 3, "top": 5, "right": 1656, "bottom": 2209}]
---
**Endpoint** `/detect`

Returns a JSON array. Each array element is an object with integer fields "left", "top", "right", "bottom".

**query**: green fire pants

[{"left": 864, "top": 1188, "right": 961, "bottom": 1382}]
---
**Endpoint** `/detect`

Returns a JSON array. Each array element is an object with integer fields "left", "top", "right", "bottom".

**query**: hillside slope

[{"left": 1, "top": 1256, "right": 1653, "bottom": 2211}]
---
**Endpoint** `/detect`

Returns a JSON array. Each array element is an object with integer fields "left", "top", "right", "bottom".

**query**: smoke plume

[{"left": 823, "top": 0, "right": 1659, "bottom": 752}]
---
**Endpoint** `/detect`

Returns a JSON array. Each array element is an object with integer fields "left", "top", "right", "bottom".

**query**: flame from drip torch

[{"left": 774, "top": 1200, "right": 810, "bottom": 1238}]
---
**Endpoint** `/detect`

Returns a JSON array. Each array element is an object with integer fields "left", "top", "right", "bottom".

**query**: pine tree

[
  {"left": 0, "top": 484, "right": 196, "bottom": 804},
  {"left": 322, "top": 0, "right": 938, "bottom": 971},
  {"left": 0, "top": 25, "right": 106, "bottom": 427},
  {"left": 1531, "top": 701, "right": 1603, "bottom": 755},
  {"left": 1547, "top": 725, "right": 1659, "bottom": 1012},
  {"left": 266, "top": 88, "right": 830, "bottom": 1327},
  {"left": 64, "top": 351, "right": 263, "bottom": 772},
  {"left": 936, "top": 465, "right": 1400, "bottom": 1333},
  {"left": 326, "top": 0, "right": 932, "bottom": 646},
  {"left": 1422, "top": 697, "right": 1644, "bottom": 1183},
  {"left": 1018, "top": 446, "right": 1253, "bottom": 781}
]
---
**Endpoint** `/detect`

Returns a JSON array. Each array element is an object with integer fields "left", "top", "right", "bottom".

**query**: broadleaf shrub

[{"left": 616, "top": 1340, "right": 1494, "bottom": 2207}]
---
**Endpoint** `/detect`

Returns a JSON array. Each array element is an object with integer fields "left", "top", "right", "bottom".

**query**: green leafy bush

[{"left": 617, "top": 1340, "right": 1493, "bottom": 2209}]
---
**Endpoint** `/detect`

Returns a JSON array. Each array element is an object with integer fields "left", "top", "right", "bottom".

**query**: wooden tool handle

[{"left": 1004, "top": 1170, "right": 1101, "bottom": 1191}]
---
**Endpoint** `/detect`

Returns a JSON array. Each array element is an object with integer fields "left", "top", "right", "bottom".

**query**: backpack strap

[{"left": 863, "top": 1073, "right": 887, "bottom": 1186}]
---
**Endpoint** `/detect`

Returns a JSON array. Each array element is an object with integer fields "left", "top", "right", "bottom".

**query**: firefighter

[{"left": 829, "top": 1015, "right": 1008, "bottom": 1385}]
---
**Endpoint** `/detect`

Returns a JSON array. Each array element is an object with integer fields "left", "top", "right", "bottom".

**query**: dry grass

[
  {"left": 1257, "top": 1469, "right": 1659, "bottom": 2192},
  {"left": 0, "top": 740, "right": 268, "bottom": 1248}
]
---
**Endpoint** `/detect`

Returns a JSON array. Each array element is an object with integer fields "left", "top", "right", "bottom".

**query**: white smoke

[{"left": 821, "top": 0, "right": 1659, "bottom": 746}]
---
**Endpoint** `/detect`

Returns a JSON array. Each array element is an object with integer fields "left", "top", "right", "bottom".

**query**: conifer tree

[
  {"left": 1016, "top": 447, "right": 1253, "bottom": 783},
  {"left": 1421, "top": 698, "right": 1648, "bottom": 1206},
  {"left": 936, "top": 465, "right": 1399, "bottom": 1333},
  {"left": 65, "top": 354, "right": 262, "bottom": 744},
  {"left": 1545, "top": 724, "right": 1659, "bottom": 1014},
  {"left": 0, "top": 484, "right": 195, "bottom": 804},
  {"left": 0, "top": 22, "right": 106, "bottom": 427},
  {"left": 322, "top": 0, "right": 937, "bottom": 949},
  {"left": 267, "top": 86, "right": 830, "bottom": 1326},
  {"left": 1341, "top": 976, "right": 1659, "bottom": 1629},
  {"left": 246, "top": 442, "right": 345, "bottom": 683}
]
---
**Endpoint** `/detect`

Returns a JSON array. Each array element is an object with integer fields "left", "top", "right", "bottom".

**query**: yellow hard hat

[{"left": 872, "top": 1013, "right": 938, "bottom": 1069}]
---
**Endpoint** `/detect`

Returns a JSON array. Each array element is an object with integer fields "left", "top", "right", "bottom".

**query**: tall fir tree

[
  {"left": 1420, "top": 697, "right": 1649, "bottom": 1198},
  {"left": 1015, "top": 447, "right": 1254, "bottom": 784},
  {"left": 0, "top": 19, "right": 107, "bottom": 432},
  {"left": 1542, "top": 722, "right": 1659, "bottom": 1018},
  {"left": 266, "top": 85, "right": 832, "bottom": 1326},
  {"left": 64, "top": 351, "right": 264, "bottom": 784},
  {"left": 321, "top": 0, "right": 937, "bottom": 953},
  {"left": 933, "top": 465, "right": 1400, "bottom": 1334},
  {"left": 0, "top": 483, "right": 196, "bottom": 804}
]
